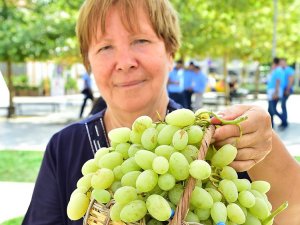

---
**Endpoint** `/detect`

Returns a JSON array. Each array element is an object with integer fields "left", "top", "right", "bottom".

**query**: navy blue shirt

[{"left": 22, "top": 99, "right": 249, "bottom": 224}]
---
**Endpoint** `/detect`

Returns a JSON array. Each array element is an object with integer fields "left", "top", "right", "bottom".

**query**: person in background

[
  {"left": 183, "top": 61, "right": 195, "bottom": 109},
  {"left": 192, "top": 65, "right": 207, "bottom": 110},
  {"left": 266, "top": 57, "right": 285, "bottom": 128},
  {"left": 22, "top": 1, "right": 300, "bottom": 225},
  {"left": 167, "top": 59, "right": 186, "bottom": 107},
  {"left": 279, "top": 58, "right": 295, "bottom": 130},
  {"left": 79, "top": 72, "right": 94, "bottom": 118}
]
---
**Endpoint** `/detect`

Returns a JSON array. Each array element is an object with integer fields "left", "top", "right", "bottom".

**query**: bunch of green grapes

[{"left": 67, "top": 109, "right": 287, "bottom": 225}]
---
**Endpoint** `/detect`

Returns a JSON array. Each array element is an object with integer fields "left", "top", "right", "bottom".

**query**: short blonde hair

[{"left": 76, "top": 0, "right": 181, "bottom": 71}]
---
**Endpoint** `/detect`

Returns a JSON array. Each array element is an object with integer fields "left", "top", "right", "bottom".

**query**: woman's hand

[{"left": 211, "top": 104, "right": 272, "bottom": 172}]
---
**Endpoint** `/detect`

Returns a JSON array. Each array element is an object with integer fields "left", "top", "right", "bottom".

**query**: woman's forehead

[{"left": 94, "top": 4, "right": 152, "bottom": 39}]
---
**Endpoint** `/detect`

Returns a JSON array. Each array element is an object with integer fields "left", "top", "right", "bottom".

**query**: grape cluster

[{"left": 67, "top": 109, "right": 287, "bottom": 225}]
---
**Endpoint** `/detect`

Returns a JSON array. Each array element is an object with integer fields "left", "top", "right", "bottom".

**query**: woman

[{"left": 22, "top": 0, "right": 300, "bottom": 224}]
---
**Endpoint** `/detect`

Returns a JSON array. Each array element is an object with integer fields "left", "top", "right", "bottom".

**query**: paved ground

[{"left": 0, "top": 94, "right": 299, "bottom": 223}]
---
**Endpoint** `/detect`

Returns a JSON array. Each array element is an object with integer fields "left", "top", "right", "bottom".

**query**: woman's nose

[{"left": 115, "top": 46, "right": 138, "bottom": 72}]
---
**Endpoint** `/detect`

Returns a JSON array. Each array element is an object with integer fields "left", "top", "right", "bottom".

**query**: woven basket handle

[{"left": 169, "top": 125, "right": 216, "bottom": 225}]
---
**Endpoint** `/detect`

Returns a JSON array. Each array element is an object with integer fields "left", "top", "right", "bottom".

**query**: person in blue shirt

[
  {"left": 192, "top": 65, "right": 208, "bottom": 110},
  {"left": 22, "top": 1, "right": 300, "bottom": 225},
  {"left": 79, "top": 72, "right": 94, "bottom": 118},
  {"left": 183, "top": 62, "right": 196, "bottom": 109},
  {"left": 279, "top": 58, "right": 295, "bottom": 129},
  {"left": 267, "top": 57, "right": 285, "bottom": 128},
  {"left": 167, "top": 59, "right": 186, "bottom": 107}
]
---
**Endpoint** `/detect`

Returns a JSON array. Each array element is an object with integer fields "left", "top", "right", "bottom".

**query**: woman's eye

[
  {"left": 98, "top": 45, "right": 111, "bottom": 53},
  {"left": 134, "top": 39, "right": 149, "bottom": 45}
]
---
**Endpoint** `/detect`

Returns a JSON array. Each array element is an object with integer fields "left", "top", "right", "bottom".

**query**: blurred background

[{"left": 1, "top": 0, "right": 300, "bottom": 224}]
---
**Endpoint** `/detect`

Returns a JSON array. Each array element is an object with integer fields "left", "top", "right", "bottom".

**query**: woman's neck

[{"left": 104, "top": 97, "right": 169, "bottom": 132}]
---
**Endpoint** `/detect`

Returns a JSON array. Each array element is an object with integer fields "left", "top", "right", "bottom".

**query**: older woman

[{"left": 23, "top": 0, "right": 300, "bottom": 224}]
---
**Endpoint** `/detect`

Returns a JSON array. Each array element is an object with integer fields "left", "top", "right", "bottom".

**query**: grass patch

[
  {"left": 0, "top": 217, "right": 23, "bottom": 225},
  {"left": 0, "top": 150, "right": 44, "bottom": 182},
  {"left": 295, "top": 156, "right": 300, "bottom": 162}
]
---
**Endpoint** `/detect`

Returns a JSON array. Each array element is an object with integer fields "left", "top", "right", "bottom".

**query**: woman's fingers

[{"left": 210, "top": 104, "right": 273, "bottom": 171}]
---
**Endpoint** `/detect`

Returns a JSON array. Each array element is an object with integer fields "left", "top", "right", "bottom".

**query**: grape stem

[
  {"left": 209, "top": 112, "right": 248, "bottom": 125},
  {"left": 262, "top": 201, "right": 288, "bottom": 224}
]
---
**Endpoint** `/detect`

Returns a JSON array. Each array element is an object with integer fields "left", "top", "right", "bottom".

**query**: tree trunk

[{"left": 7, "top": 60, "right": 15, "bottom": 118}]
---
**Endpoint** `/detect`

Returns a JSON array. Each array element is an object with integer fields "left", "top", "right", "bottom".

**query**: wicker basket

[{"left": 83, "top": 125, "right": 216, "bottom": 225}]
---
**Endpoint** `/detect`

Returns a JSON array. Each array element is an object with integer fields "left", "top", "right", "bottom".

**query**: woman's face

[{"left": 88, "top": 6, "right": 173, "bottom": 113}]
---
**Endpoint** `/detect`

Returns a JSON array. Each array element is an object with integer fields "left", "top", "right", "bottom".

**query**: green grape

[
  {"left": 81, "top": 159, "right": 98, "bottom": 175},
  {"left": 187, "top": 125, "right": 204, "bottom": 144},
  {"left": 92, "top": 189, "right": 111, "bottom": 204},
  {"left": 121, "top": 171, "right": 141, "bottom": 187},
  {"left": 67, "top": 192, "right": 89, "bottom": 220},
  {"left": 154, "top": 145, "right": 176, "bottom": 160},
  {"left": 220, "top": 166, "right": 238, "bottom": 180},
  {"left": 152, "top": 156, "right": 169, "bottom": 174},
  {"left": 243, "top": 212, "right": 262, "bottom": 225},
  {"left": 94, "top": 147, "right": 110, "bottom": 162},
  {"left": 121, "top": 157, "right": 141, "bottom": 174},
  {"left": 128, "top": 144, "right": 143, "bottom": 157},
  {"left": 147, "top": 218, "right": 164, "bottom": 225},
  {"left": 134, "top": 150, "right": 157, "bottom": 170},
  {"left": 70, "top": 187, "right": 89, "bottom": 199},
  {"left": 189, "top": 159, "right": 211, "bottom": 180},
  {"left": 211, "top": 144, "right": 237, "bottom": 168},
  {"left": 210, "top": 202, "right": 227, "bottom": 223},
  {"left": 110, "top": 202, "right": 124, "bottom": 222},
  {"left": 165, "top": 108, "right": 195, "bottom": 127},
  {"left": 194, "top": 208, "right": 210, "bottom": 220},
  {"left": 200, "top": 219, "right": 213, "bottom": 225},
  {"left": 110, "top": 181, "right": 122, "bottom": 193},
  {"left": 238, "top": 190, "right": 256, "bottom": 208},
  {"left": 185, "top": 211, "right": 200, "bottom": 223},
  {"left": 91, "top": 168, "right": 114, "bottom": 189},
  {"left": 205, "top": 145, "right": 217, "bottom": 161},
  {"left": 120, "top": 200, "right": 147, "bottom": 223},
  {"left": 227, "top": 203, "right": 246, "bottom": 224},
  {"left": 172, "top": 129, "right": 189, "bottom": 151},
  {"left": 108, "top": 127, "right": 131, "bottom": 143},
  {"left": 227, "top": 222, "right": 238, "bottom": 225},
  {"left": 249, "top": 197, "right": 271, "bottom": 220},
  {"left": 168, "top": 184, "right": 184, "bottom": 205},
  {"left": 233, "top": 178, "right": 251, "bottom": 192},
  {"left": 114, "top": 186, "right": 138, "bottom": 204},
  {"left": 195, "top": 108, "right": 210, "bottom": 120},
  {"left": 181, "top": 145, "right": 199, "bottom": 162},
  {"left": 205, "top": 188, "right": 222, "bottom": 202},
  {"left": 76, "top": 173, "right": 93, "bottom": 189},
  {"left": 157, "top": 125, "right": 180, "bottom": 145},
  {"left": 113, "top": 165, "right": 124, "bottom": 181},
  {"left": 130, "top": 130, "right": 142, "bottom": 144},
  {"left": 190, "top": 187, "right": 214, "bottom": 209},
  {"left": 218, "top": 179, "right": 238, "bottom": 203},
  {"left": 155, "top": 123, "right": 166, "bottom": 133},
  {"left": 136, "top": 170, "right": 158, "bottom": 192},
  {"left": 169, "top": 152, "right": 190, "bottom": 181},
  {"left": 141, "top": 127, "right": 158, "bottom": 150},
  {"left": 115, "top": 142, "right": 130, "bottom": 159},
  {"left": 251, "top": 181, "right": 271, "bottom": 194},
  {"left": 196, "top": 179, "right": 202, "bottom": 188},
  {"left": 146, "top": 194, "right": 172, "bottom": 221},
  {"left": 132, "top": 115, "right": 153, "bottom": 133},
  {"left": 157, "top": 173, "right": 175, "bottom": 191},
  {"left": 236, "top": 201, "right": 248, "bottom": 218},
  {"left": 98, "top": 152, "right": 123, "bottom": 170}
]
